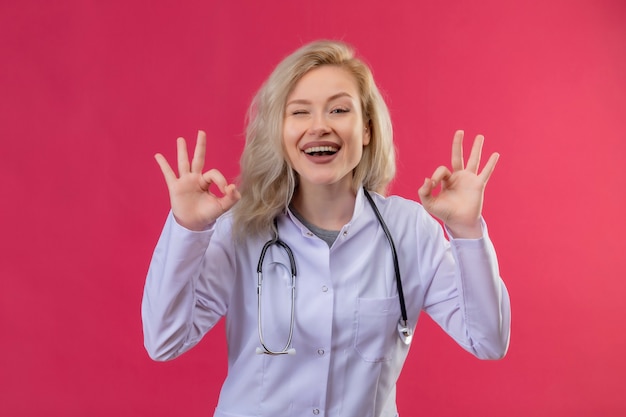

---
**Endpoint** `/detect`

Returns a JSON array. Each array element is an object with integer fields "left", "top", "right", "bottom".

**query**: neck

[{"left": 291, "top": 181, "right": 357, "bottom": 231}]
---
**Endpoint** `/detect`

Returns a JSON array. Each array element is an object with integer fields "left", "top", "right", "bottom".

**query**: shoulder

[
  {"left": 212, "top": 210, "right": 237, "bottom": 240},
  {"left": 369, "top": 192, "right": 423, "bottom": 216},
  {"left": 214, "top": 209, "right": 269, "bottom": 251},
  {"left": 367, "top": 192, "right": 442, "bottom": 235}
]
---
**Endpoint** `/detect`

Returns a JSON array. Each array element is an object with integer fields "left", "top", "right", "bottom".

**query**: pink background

[{"left": 1, "top": 0, "right": 625, "bottom": 415}]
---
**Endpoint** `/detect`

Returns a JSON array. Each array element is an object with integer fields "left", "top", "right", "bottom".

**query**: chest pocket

[{"left": 354, "top": 295, "right": 400, "bottom": 362}]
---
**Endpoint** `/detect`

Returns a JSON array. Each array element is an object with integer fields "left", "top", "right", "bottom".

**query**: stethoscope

[{"left": 256, "top": 188, "right": 413, "bottom": 356}]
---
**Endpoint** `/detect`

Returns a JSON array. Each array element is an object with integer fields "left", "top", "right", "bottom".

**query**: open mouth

[{"left": 303, "top": 145, "right": 339, "bottom": 156}]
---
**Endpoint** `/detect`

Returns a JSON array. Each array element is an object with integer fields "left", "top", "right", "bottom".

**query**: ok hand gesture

[
  {"left": 155, "top": 130, "right": 241, "bottom": 231},
  {"left": 418, "top": 131, "right": 499, "bottom": 239}
]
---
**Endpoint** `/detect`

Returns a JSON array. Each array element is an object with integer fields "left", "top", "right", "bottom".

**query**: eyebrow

[{"left": 286, "top": 92, "right": 354, "bottom": 107}]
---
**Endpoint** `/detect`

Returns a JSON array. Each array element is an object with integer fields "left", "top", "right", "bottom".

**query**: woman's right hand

[{"left": 154, "top": 130, "right": 241, "bottom": 231}]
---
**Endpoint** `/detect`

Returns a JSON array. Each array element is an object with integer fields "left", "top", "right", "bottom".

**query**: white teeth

[{"left": 304, "top": 146, "right": 338, "bottom": 154}]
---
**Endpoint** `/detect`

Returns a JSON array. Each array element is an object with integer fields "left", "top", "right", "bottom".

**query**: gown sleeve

[
  {"left": 141, "top": 212, "right": 234, "bottom": 361},
  {"left": 419, "top": 214, "right": 511, "bottom": 360}
]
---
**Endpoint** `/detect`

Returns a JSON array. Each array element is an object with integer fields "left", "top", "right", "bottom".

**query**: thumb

[
  {"left": 218, "top": 184, "right": 241, "bottom": 212},
  {"left": 417, "top": 178, "right": 434, "bottom": 205}
]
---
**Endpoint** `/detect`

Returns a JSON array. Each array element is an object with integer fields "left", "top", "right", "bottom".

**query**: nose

[{"left": 308, "top": 113, "right": 331, "bottom": 137}]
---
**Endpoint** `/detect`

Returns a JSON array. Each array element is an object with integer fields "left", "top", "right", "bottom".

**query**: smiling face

[{"left": 282, "top": 65, "right": 370, "bottom": 194}]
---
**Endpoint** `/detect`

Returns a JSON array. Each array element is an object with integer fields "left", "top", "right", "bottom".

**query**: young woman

[{"left": 142, "top": 40, "right": 510, "bottom": 417}]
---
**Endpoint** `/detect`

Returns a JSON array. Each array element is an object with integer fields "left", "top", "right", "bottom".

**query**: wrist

[
  {"left": 172, "top": 213, "right": 212, "bottom": 232},
  {"left": 445, "top": 220, "right": 483, "bottom": 239}
]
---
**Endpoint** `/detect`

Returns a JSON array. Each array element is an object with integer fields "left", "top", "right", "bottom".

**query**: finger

[
  {"left": 201, "top": 168, "right": 229, "bottom": 192},
  {"left": 478, "top": 152, "right": 500, "bottom": 183},
  {"left": 177, "top": 137, "right": 190, "bottom": 175},
  {"left": 451, "top": 130, "right": 465, "bottom": 171},
  {"left": 466, "top": 134, "right": 485, "bottom": 173},
  {"left": 154, "top": 153, "right": 177, "bottom": 187},
  {"left": 191, "top": 130, "right": 207, "bottom": 173},
  {"left": 430, "top": 165, "right": 452, "bottom": 188}
]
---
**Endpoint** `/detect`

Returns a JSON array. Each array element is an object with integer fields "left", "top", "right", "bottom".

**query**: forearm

[
  {"left": 449, "top": 234, "right": 511, "bottom": 359},
  {"left": 141, "top": 212, "right": 214, "bottom": 361},
  {"left": 423, "top": 218, "right": 511, "bottom": 360}
]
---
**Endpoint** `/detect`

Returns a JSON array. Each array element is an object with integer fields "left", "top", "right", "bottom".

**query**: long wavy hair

[{"left": 232, "top": 40, "right": 395, "bottom": 239}]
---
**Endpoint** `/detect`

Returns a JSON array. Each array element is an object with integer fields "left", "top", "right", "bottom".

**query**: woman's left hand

[{"left": 418, "top": 130, "right": 499, "bottom": 238}]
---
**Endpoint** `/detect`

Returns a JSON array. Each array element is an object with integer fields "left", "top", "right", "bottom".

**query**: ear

[{"left": 363, "top": 120, "right": 371, "bottom": 146}]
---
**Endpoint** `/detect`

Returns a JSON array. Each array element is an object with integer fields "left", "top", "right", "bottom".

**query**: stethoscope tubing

[
  {"left": 256, "top": 188, "right": 412, "bottom": 355},
  {"left": 256, "top": 233, "right": 297, "bottom": 355},
  {"left": 362, "top": 189, "right": 409, "bottom": 328}
]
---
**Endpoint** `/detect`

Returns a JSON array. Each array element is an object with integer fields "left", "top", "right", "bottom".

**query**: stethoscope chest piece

[{"left": 397, "top": 319, "right": 413, "bottom": 345}]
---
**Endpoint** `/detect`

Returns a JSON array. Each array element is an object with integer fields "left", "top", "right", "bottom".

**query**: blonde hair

[{"left": 232, "top": 40, "right": 395, "bottom": 238}]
